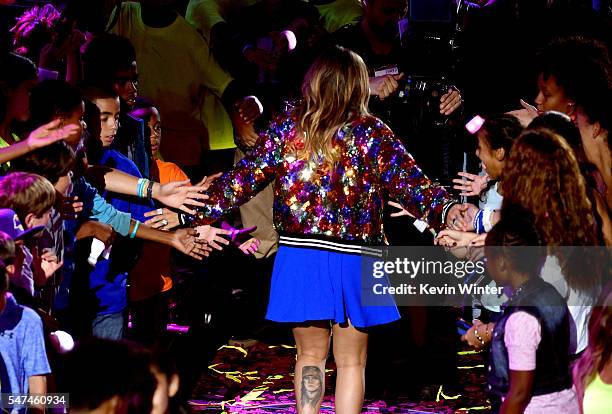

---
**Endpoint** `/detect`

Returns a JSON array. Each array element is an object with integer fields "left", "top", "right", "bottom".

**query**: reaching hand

[
  {"left": 144, "top": 208, "right": 179, "bottom": 231},
  {"left": 171, "top": 228, "right": 211, "bottom": 260},
  {"left": 446, "top": 203, "right": 480, "bottom": 231},
  {"left": 232, "top": 110, "right": 260, "bottom": 149},
  {"left": 75, "top": 221, "right": 116, "bottom": 248},
  {"left": 435, "top": 229, "right": 480, "bottom": 247},
  {"left": 40, "top": 251, "right": 63, "bottom": 279},
  {"left": 452, "top": 172, "right": 489, "bottom": 196},
  {"left": 238, "top": 237, "right": 261, "bottom": 255},
  {"left": 25, "top": 119, "right": 80, "bottom": 150},
  {"left": 235, "top": 96, "right": 263, "bottom": 124},
  {"left": 387, "top": 200, "right": 416, "bottom": 218},
  {"left": 506, "top": 99, "right": 539, "bottom": 127},
  {"left": 195, "top": 225, "right": 232, "bottom": 251},
  {"left": 194, "top": 173, "right": 222, "bottom": 190},
  {"left": 58, "top": 195, "right": 84, "bottom": 220},
  {"left": 369, "top": 73, "right": 404, "bottom": 100},
  {"left": 156, "top": 180, "right": 210, "bottom": 215}
]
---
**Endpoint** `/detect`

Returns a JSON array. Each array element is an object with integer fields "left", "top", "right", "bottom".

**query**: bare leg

[
  {"left": 332, "top": 321, "right": 368, "bottom": 414},
  {"left": 293, "top": 322, "right": 331, "bottom": 414}
]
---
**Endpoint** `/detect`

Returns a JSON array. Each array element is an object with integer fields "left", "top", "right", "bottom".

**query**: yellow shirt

[
  {"left": 110, "top": 2, "right": 236, "bottom": 166},
  {"left": 584, "top": 373, "right": 612, "bottom": 414},
  {"left": 313, "top": 0, "right": 362, "bottom": 33},
  {"left": 0, "top": 133, "right": 21, "bottom": 173},
  {"left": 185, "top": 0, "right": 257, "bottom": 43}
]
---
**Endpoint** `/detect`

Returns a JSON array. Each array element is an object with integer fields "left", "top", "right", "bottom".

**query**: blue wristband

[{"left": 129, "top": 221, "right": 140, "bottom": 239}]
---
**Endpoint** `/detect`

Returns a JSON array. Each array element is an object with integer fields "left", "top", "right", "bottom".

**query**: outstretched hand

[
  {"left": 171, "top": 228, "right": 212, "bottom": 260},
  {"left": 25, "top": 119, "right": 80, "bottom": 150},
  {"left": 452, "top": 172, "right": 489, "bottom": 196},
  {"left": 156, "top": 180, "right": 210, "bottom": 215}
]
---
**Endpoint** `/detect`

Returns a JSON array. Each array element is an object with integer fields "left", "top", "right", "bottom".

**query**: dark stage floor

[{"left": 188, "top": 339, "right": 492, "bottom": 413}]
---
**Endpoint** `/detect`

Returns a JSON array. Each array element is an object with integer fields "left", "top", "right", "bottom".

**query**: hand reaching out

[
  {"left": 387, "top": 200, "right": 416, "bottom": 218},
  {"left": 144, "top": 208, "right": 179, "bottom": 231},
  {"left": 452, "top": 172, "right": 489, "bottom": 196},
  {"left": 171, "top": 228, "right": 211, "bottom": 260},
  {"left": 156, "top": 180, "right": 210, "bottom": 215},
  {"left": 25, "top": 119, "right": 80, "bottom": 150}
]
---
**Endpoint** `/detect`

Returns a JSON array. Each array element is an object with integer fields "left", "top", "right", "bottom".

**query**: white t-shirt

[{"left": 539, "top": 255, "right": 592, "bottom": 355}]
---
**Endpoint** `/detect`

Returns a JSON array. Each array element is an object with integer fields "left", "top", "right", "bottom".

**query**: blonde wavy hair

[
  {"left": 501, "top": 129, "right": 602, "bottom": 292},
  {"left": 573, "top": 290, "right": 612, "bottom": 409},
  {"left": 294, "top": 46, "right": 370, "bottom": 165}
]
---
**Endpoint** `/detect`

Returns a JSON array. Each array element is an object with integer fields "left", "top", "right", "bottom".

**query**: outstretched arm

[
  {"left": 192, "top": 117, "right": 288, "bottom": 225},
  {"left": 377, "top": 123, "right": 457, "bottom": 232}
]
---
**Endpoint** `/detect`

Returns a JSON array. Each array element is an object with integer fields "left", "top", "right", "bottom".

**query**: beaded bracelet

[{"left": 474, "top": 326, "right": 486, "bottom": 346}]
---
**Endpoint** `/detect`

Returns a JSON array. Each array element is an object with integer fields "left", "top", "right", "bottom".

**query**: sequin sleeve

[
  {"left": 193, "top": 117, "right": 287, "bottom": 225},
  {"left": 376, "top": 123, "right": 455, "bottom": 231}
]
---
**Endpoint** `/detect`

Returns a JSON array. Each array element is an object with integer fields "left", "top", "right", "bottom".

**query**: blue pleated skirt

[{"left": 265, "top": 246, "right": 400, "bottom": 328}]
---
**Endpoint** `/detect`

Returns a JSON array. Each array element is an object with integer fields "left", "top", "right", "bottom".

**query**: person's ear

[
  {"left": 566, "top": 102, "right": 576, "bottom": 117},
  {"left": 495, "top": 147, "right": 505, "bottom": 161},
  {"left": 5, "top": 264, "right": 15, "bottom": 277},
  {"left": 24, "top": 213, "right": 37, "bottom": 229},
  {"left": 168, "top": 373, "right": 180, "bottom": 398},
  {"left": 592, "top": 122, "right": 602, "bottom": 139}
]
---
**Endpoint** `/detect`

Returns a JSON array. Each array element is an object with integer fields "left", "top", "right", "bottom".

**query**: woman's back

[{"left": 197, "top": 112, "right": 453, "bottom": 246}]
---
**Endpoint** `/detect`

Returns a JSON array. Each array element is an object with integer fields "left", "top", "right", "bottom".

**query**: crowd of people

[{"left": 0, "top": 1, "right": 611, "bottom": 413}]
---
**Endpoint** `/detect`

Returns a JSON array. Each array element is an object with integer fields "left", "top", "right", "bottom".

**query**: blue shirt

[
  {"left": 54, "top": 175, "right": 133, "bottom": 312},
  {"left": 0, "top": 293, "right": 50, "bottom": 411},
  {"left": 88, "top": 149, "right": 154, "bottom": 315}
]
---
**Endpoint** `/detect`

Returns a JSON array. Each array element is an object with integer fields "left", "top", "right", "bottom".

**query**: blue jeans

[{"left": 92, "top": 312, "right": 125, "bottom": 340}]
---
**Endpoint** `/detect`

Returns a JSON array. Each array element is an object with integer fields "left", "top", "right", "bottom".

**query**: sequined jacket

[{"left": 194, "top": 113, "right": 455, "bottom": 251}]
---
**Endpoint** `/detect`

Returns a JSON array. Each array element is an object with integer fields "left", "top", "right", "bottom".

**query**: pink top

[{"left": 504, "top": 311, "right": 579, "bottom": 414}]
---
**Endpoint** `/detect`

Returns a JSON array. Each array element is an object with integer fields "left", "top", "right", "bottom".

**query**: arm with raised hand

[
  {"left": 0, "top": 120, "right": 79, "bottom": 165},
  {"left": 192, "top": 117, "right": 287, "bottom": 225}
]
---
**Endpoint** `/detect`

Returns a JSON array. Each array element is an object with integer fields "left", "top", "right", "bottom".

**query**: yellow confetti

[
  {"left": 457, "top": 364, "right": 485, "bottom": 369},
  {"left": 457, "top": 350, "right": 482, "bottom": 355},
  {"left": 218, "top": 345, "right": 248, "bottom": 357},
  {"left": 273, "top": 389, "right": 295, "bottom": 394},
  {"left": 240, "top": 389, "right": 266, "bottom": 402}
]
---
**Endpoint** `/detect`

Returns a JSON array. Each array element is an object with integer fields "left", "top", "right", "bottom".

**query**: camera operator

[
  {"left": 334, "top": 0, "right": 463, "bottom": 188},
  {"left": 333, "top": 1, "right": 465, "bottom": 399}
]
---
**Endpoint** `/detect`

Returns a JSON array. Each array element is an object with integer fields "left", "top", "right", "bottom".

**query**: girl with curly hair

[
  {"left": 501, "top": 129, "right": 603, "bottom": 357},
  {"left": 462, "top": 129, "right": 605, "bottom": 359}
]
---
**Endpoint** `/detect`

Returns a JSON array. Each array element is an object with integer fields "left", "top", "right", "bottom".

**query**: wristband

[
  {"left": 482, "top": 208, "right": 495, "bottom": 233},
  {"left": 129, "top": 221, "right": 140, "bottom": 239},
  {"left": 146, "top": 180, "right": 155, "bottom": 199},
  {"left": 137, "top": 178, "right": 148, "bottom": 198},
  {"left": 473, "top": 209, "right": 485, "bottom": 234},
  {"left": 441, "top": 201, "right": 458, "bottom": 226}
]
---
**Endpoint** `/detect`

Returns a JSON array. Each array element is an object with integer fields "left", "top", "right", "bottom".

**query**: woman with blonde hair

[
  {"left": 573, "top": 289, "right": 612, "bottom": 414},
  {"left": 192, "top": 45, "right": 460, "bottom": 413}
]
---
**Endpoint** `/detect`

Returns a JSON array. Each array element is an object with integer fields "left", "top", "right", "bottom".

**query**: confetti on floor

[{"left": 189, "top": 341, "right": 492, "bottom": 413}]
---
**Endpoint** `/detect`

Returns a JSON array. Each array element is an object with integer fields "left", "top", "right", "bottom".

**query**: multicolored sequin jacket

[{"left": 194, "top": 114, "right": 455, "bottom": 250}]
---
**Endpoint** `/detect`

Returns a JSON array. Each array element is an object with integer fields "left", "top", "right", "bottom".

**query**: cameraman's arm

[{"left": 369, "top": 73, "right": 404, "bottom": 100}]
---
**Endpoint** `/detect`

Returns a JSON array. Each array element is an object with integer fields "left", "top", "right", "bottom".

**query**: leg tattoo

[{"left": 300, "top": 366, "right": 323, "bottom": 409}]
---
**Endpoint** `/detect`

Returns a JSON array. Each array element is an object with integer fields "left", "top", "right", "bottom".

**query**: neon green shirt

[
  {"left": 110, "top": 2, "right": 236, "bottom": 166},
  {"left": 313, "top": 0, "right": 362, "bottom": 33},
  {"left": 0, "top": 133, "right": 21, "bottom": 173},
  {"left": 584, "top": 373, "right": 612, "bottom": 414}
]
